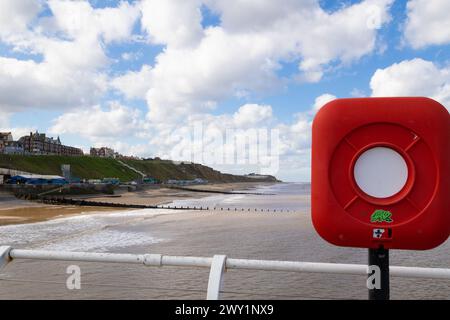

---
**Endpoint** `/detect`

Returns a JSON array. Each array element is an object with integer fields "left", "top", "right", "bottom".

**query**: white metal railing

[{"left": 1, "top": 246, "right": 449, "bottom": 300}]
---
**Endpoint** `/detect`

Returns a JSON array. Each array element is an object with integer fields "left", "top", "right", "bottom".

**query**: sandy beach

[
  {"left": 75, "top": 182, "right": 273, "bottom": 206},
  {"left": 0, "top": 182, "right": 274, "bottom": 226}
]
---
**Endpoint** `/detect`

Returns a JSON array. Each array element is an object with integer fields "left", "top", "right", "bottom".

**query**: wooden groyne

[
  {"left": 36, "top": 196, "right": 293, "bottom": 212},
  {"left": 166, "top": 185, "right": 275, "bottom": 195},
  {"left": 38, "top": 197, "right": 205, "bottom": 210}
]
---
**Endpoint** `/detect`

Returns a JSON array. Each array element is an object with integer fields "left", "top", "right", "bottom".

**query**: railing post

[
  {"left": 0, "top": 246, "right": 12, "bottom": 271},
  {"left": 206, "top": 255, "right": 227, "bottom": 300},
  {"left": 368, "top": 247, "right": 390, "bottom": 300}
]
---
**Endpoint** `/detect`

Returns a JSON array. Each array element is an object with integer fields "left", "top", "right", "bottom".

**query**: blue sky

[{"left": 1, "top": 0, "right": 450, "bottom": 181}]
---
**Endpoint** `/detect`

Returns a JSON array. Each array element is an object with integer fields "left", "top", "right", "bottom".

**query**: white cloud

[
  {"left": 0, "top": 0, "right": 41, "bottom": 37},
  {"left": 0, "top": 110, "right": 11, "bottom": 129},
  {"left": 313, "top": 93, "right": 337, "bottom": 112},
  {"left": 0, "top": 1, "right": 141, "bottom": 112},
  {"left": 233, "top": 104, "right": 273, "bottom": 127},
  {"left": 0, "top": 0, "right": 396, "bottom": 182},
  {"left": 47, "top": 0, "right": 140, "bottom": 44},
  {"left": 144, "top": 27, "right": 281, "bottom": 122},
  {"left": 49, "top": 102, "right": 143, "bottom": 140},
  {"left": 404, "top": 0, "right": 450, "bottom": 48},
  {"left": 0, "top": 108, "right": 36, "bottom": 140},
  {"left": 0, "top": 127, "right": 37, "bottom": 141},
  {"left": 46, "top": 91, "right": 328, "bottom": 181},
  {"left": 141, "top": 0, "right": 203, "bottom": 48},
  {"left": 0, "top": 56, "right": 107, "bottom": 111},
  {"left": 294, "top": 0, "right": 393, "bottom": 80},
  {"left": 111, "top": 65, "right": 153, "bottom": 100},
  {"left": 121, "top": 51, "right": 142, "bottom": 61},
  {"left": 205, "top": 0, "right": 315, "bottom": 32},
  {"left": 41, "top": 36, "right": 109, "bottom": 71},
  {"left": 277, "top": 115, "right": 312, "bottom": 155},
  {"left": 136, "top": 93, "right": 328, "bottom": 180},
  {"left": 350, "top": 88, "right": 367, "bottom": 97},
  {"left": 136, "top": 0, "right": 392, "bottom": 123},
  {"left": 1, "top": 0, "right": 392, "bottom": 122},
  {"left": 370, "top": 58, "right": 450, "bottom": 109}
]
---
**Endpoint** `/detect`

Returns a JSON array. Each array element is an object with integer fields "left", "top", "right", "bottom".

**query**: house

[
  {"left": 0, "top": 133, "right": 25, "bottom": 154},
  {"left": 0, "top": 132, "right": 13, "bottom": 153},
  {"left": 90, "top": 147, "right": 115, "bottom": 158},
  {"left": 18, "top": 131, "right": 83, "bottom": 156},
  {"left": 3, "top": 141, "right": 24, "bottom": 155}
]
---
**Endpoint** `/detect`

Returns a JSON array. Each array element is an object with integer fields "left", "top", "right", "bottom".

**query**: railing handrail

[{"left": 1, "top": 246, "right": 449, "bottom": 300}]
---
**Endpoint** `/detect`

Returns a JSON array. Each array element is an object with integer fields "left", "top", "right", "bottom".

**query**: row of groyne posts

[
  {"left": 35, "top": 196, "right": 295, "bottom": 213},
  {"left": 10, "top": 183, "right": 293, "bottom": 212}
]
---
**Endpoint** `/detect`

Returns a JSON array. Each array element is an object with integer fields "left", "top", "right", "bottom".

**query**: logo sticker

[
  {"left": 373, "top": 228, "right": 385, "bottom": 239},
  {"left": 370, "top": 209, "right": 393, "bottom": 223}
]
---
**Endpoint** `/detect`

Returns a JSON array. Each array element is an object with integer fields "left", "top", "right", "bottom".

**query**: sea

[{"left": 0, "top": 183, "right": 448, "bottom": 299}]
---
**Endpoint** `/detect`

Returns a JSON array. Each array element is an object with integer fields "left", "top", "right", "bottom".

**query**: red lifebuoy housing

[{"left": 312, "top": 97, "right": 450, "bottom": 250}]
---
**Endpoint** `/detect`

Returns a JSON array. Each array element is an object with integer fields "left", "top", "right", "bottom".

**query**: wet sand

[
  {"left": 0, "top": 182, "right": 270, "bottom": 226},
  {"left": 80, "top": 182, "right": 275, "bottom": 205},
  {"left": 0, "top": 206, "right": 124, "bottom": 226}
]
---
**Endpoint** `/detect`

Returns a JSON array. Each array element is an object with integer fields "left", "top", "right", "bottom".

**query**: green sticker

[{"left": 370, "top": 209, "right": 393, "bottom": 223}]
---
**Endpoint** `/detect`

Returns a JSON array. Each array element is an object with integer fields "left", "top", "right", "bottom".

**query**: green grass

[
  {"left": 0, "top": 155, "right": 279, "bottom": 183},
  {"left": 121, "top": 159, "right": 196, "bottom": 181},
  {"left": 120, "top": 159, "right": 268, "bottom": 182},
  {"left": 0, "top": 155, "right": 139, "bottom": 181}
]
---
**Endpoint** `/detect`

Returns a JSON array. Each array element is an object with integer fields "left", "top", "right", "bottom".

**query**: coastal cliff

[{"left": 0, "top": 154, "right": 279, "bottom": 183}]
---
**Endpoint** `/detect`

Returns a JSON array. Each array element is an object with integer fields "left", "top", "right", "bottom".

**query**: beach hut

[
  {"left": 8, "top": 174, "right": 67, "bottom": 185},
  {"left": 143, "top": 177, "right": 158, "bottom": 184},
  {"left": 102, "top": 178, "right": 120, "bottom": 185}
]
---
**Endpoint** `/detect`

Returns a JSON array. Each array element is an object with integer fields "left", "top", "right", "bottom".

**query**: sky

[{"left": 0, "top": 0, "right": 449, "bottom": 182}]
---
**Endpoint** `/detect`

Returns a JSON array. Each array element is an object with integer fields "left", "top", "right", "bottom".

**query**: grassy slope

[
  {"left": 121, "top": 159, "right": 195, "bottom": 181},
  {"left": 0, "top": 155, "right": 279, "bottom": 183},
  {"left": 121, "top": 159, "right": 274, "bottom": 183},
  {"left": 0, "top": 155, "right": 139, "bottom": 181}
]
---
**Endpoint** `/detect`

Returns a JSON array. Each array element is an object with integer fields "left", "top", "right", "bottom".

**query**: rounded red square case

[{"left": 311, "top": 97, "right": 450, "bottom": 250}]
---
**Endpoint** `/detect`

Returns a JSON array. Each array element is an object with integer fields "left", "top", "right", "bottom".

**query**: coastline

[{"left": 0, "top": 182, "right": 278, "bottom": 226}]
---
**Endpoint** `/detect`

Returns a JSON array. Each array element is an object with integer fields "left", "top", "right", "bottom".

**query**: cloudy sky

[{"left": 0, "top": 0, "right": 449, "bottom": 182}]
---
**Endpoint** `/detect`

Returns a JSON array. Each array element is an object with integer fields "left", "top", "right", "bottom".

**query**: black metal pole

[{"left": 368, "top": 247, "right": 390, "bottom": 300}]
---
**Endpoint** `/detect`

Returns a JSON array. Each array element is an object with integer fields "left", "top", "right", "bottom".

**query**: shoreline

[{"left": 0, "top": 182, "right": 278, "bottom": 226}]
